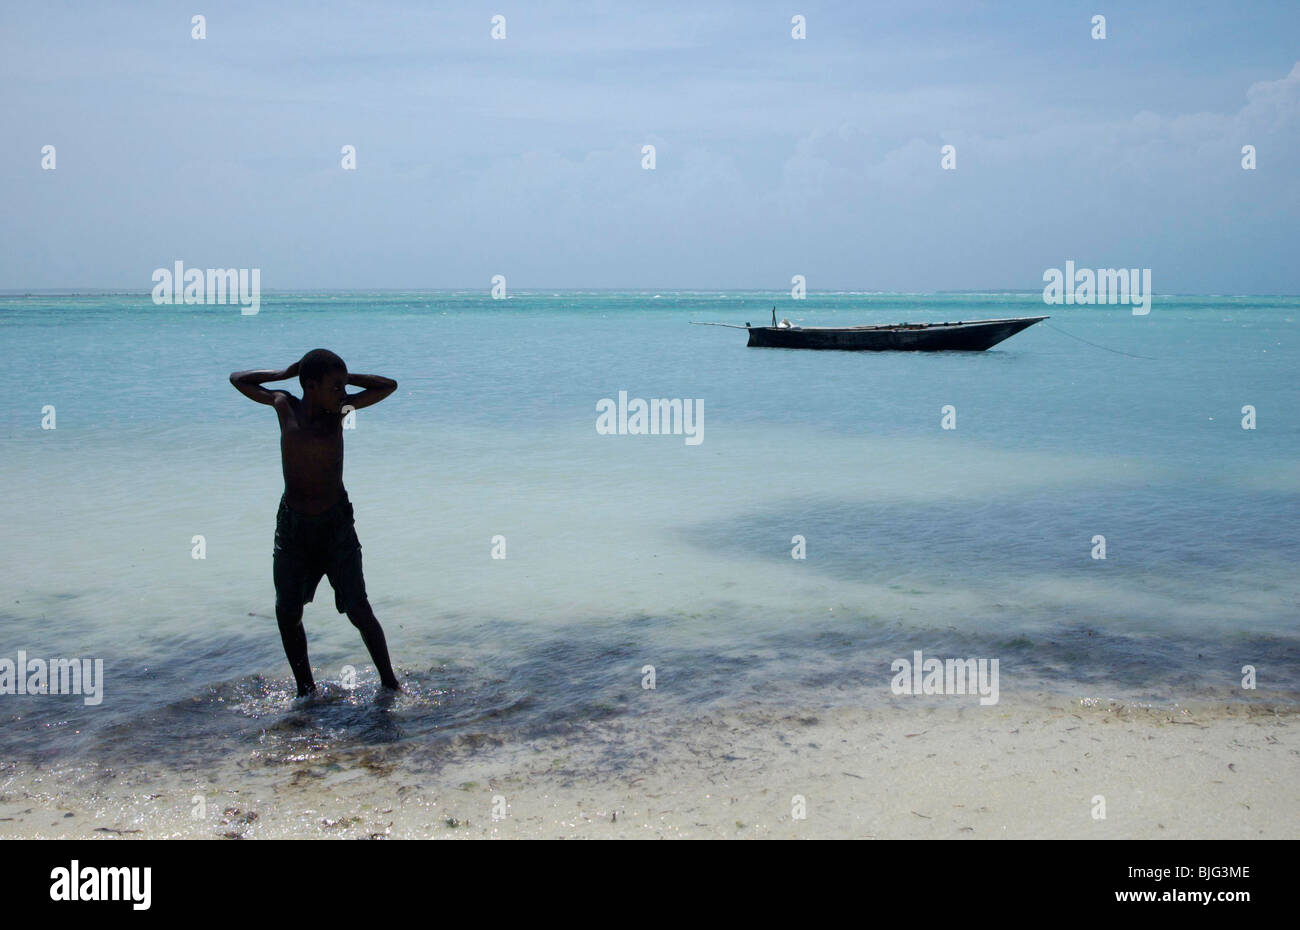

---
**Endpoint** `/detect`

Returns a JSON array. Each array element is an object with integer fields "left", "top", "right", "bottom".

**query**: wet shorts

[{"left": 273, "top": 491, "right": 367, "bottom": 614}]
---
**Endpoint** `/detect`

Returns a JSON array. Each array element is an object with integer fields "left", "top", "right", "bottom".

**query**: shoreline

[{"left": 2, "top": 693, "right": 1294, "bottom": 840}]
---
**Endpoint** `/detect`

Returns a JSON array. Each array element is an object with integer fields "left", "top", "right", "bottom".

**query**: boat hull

[{"left": 745, "top": 316, "right": 1047, "bottom": 351}]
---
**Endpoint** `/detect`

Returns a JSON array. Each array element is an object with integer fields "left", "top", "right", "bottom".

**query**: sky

[{"left": 2, "top": 0, "right": 1298, "bottom": 292}]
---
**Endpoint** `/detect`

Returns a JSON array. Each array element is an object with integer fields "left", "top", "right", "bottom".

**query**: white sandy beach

[{"left": 2, "top": 695, "right": 1294, "bottom": 840}]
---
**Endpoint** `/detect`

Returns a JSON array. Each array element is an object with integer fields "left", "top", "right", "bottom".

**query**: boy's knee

[
  {"left": 345, "top": 599, "right": 375, "bottom": 627},
  {"left": 276, "top": 604, "right": 304, "bottom": 628}
]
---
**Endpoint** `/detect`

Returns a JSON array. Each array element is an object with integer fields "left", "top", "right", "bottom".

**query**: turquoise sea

[{"left": 2, "top": 291, "right": 1297, "bottom": 774}]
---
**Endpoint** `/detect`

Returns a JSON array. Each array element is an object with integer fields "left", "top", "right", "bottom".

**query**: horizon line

[{"left": 3, "top": 288, "right": 1299, "bottom": 299}]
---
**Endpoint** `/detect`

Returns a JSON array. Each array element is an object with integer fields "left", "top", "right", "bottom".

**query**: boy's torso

[{"left": 278, "top": 393, "right": 346, "bottom": 514}]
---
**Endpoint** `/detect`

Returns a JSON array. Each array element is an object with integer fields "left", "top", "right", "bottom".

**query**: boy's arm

[
  {"left": 344, "top": 373, "right": 398, "bottom": 410},
  {"left": 229, "top": 362, "right": 299, "bottom": 405}
]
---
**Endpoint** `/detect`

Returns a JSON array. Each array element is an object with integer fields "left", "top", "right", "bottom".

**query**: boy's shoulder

[{"left": 268, "top": 390, "right": 301, "bottom": 430}]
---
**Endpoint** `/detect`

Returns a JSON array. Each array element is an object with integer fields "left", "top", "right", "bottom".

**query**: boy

[{"left": 229, "top": 349, "right": 401, "bottom": 696}]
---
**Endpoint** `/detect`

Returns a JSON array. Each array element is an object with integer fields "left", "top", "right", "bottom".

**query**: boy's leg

[
  {"left": 326, "top": 502, "right": 399, "bottom": 691},
  {"left": 345, "top": 599, "right": 401, "bottom": 691},
  {"left": 276, "top": 604, "right": 316, "bottom": 696},
  {"left": 274, "top": 498, "right": 321, "bottom": 697}
]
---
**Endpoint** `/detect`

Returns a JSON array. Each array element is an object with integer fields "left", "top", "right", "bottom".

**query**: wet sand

[{"left": 2, "top": 694, "right": 1294, "bottom": 839}]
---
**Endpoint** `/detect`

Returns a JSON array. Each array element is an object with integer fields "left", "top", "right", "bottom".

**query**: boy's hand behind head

[{"left": 298, "top": 348, "right": 346, "bottom": 385}]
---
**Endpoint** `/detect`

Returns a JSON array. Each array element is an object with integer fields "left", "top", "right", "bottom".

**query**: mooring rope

[{"left": 1042, "top": 321, "right": 1157, "bottom": 360}]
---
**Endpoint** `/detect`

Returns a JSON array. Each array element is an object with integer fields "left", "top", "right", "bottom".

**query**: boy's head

[{"left": 299, "top": 348, "right": 348, "bottom": 412}]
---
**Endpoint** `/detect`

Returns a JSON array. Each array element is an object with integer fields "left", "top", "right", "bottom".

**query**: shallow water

[{"left": 2, "top": 291, "right": 1297, "bottom": 772}]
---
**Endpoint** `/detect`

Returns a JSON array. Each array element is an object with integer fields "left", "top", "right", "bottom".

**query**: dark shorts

[{"left": 273, "top": 491, "right": 367, "bottom": 615}]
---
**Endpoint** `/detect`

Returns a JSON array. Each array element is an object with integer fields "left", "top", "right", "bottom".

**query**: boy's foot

[
  {"left": 296, "top": 683, "right": 318, "bottom": 698},
  {"left": 380, "top": 677, "right": 402, "bottom": 692}
]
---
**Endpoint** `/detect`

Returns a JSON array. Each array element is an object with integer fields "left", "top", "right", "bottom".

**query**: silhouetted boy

[{"left": 230, "top": 349, "right": 401, "bottom": 696}]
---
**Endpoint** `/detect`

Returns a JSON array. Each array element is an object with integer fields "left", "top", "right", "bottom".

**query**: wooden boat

[{"left": 694, "top": 314, "right": 1048, "bottom": 351}]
